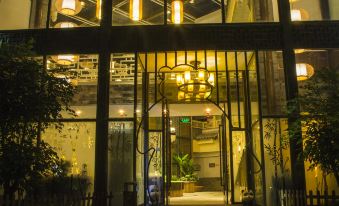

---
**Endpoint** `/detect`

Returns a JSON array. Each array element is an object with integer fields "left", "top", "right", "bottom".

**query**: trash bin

[
  {"left": 242, "top": 190, "right": 254, "bottom": 206},
  {"left": 123, "top": 182, "right": 137, "bottom": 206}
]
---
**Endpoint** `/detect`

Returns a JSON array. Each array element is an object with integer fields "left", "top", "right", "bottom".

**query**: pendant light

[
  {"left": 171, "top": 0, "right": 183, "bottom": 24},
  {"left": 55, "top": 0, "right": 82, "bottom": 16},
  {"left": 296, "top": 63, "right": 314, "bottom": 81},
  {"left": 130, "top": 0, "right": 142, "bottom": 21},
  {"left": 96, "top": 0, "right": 102, "bottom": 20}
]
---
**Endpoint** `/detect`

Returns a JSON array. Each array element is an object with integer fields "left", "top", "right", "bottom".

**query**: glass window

[
  {"left": 49, "top": 0, "right": 100, "bottom": 28},
  {"left": 290, "top": 0, "right": 339, "bottom": 21},
  {"left": 0, "top": 0, "right": 32, "bottom": 30},
  {"left": 263, "top": 118, "right": 291, "bottom": 206},
  {"left": 109, "top": 53, "right": 135, "bottom": 118},
  {"left": 47, "top": 54, "right": 99, "bottom": 118},
  {"left": 42, "top": 122, "right": 96, "bottom": 193},
  {"left": 258, "top": 51, "right": 286, "bottom": 116},
  {"left": 295, "top": 49, "right": 339, "bottom": 194},
  {"left": 225, "top": 0, "right": 279, "bottom": 23}
]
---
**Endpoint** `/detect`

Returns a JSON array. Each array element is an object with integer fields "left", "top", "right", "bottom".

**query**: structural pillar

[
  {"left": 278, "top": 0, "right": 306, "bottom": 190},
  {"left": 94, "top": 0, "right": 113, "bottom": 205}
]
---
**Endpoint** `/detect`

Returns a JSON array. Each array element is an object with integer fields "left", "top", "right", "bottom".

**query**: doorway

[{"left": 135, "top": 50, "right": 266, "bottom": 206}]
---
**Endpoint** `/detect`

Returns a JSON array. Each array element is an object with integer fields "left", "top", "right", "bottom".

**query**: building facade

[{"left": 1, "top": 0, "right": 339, "bottom": 205}]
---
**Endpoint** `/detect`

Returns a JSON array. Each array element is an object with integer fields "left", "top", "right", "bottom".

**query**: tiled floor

[{"left": 169, "top": 191, "right": 226, "bottom": 206}]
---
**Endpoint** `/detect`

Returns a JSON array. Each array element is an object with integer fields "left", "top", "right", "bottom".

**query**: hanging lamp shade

[
  {"left": 296, "top": 63, "right": 314, "bottom": 81},
  {"left": 96, "top": 0, "right": 102, "bottom": 19},
  {"left": 171, "top": 0, "right": 183, "bottom": 24},
  {"left": 130, "top": 0, "right": 143, "bottom": 21},
  {"left": 55, "top": 0, "right": 82, "bottom": 16}
]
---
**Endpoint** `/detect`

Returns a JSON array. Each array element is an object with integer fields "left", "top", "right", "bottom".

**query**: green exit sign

[{"left": 180, "top": 117, "right": 190, "bottom": 123}]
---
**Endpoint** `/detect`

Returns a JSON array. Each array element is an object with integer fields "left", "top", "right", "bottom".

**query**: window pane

[
  {"left": 42, "top": 122, "right": 96, "bottom": 193},
  {"left": 110, "top": 53, "right": 135, "bottom": 118},
  {"left": 108, "top": 121, "right": 134, "bottom": 205},
  {"left": 47, "top": 54, "right": 99, "bottom": 118},
  {"left": 290, "top": 0, "right": 339, "bottom": 21},
  {"left": 225, "top": 0, "right": 279, "bottom": 23},
  {"left": 0, "top": 0, "right": 32, "bottom": 30}
]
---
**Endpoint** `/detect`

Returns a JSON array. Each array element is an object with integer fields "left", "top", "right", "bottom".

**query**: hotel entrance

[{"left": 134, "top": 50, "right": 266, "bottom": 205}]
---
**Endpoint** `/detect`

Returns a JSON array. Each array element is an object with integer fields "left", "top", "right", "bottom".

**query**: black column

[
  {"left": 94, "top": 0, "right": 112, "bottom": 204},
  {"left": 278, "top": 0, "right": 306, "bottom": 190}
]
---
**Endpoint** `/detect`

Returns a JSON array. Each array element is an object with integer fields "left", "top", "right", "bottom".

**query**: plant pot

[
  {"left": 170, "top": 181, "right": 184, "bottom": 197},
  {"left": 183, "top": 181, "right": 196, "bottom": 193}
]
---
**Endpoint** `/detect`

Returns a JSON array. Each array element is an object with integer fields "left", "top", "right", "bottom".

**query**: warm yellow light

[
  {"left": 188, "top": 83, "right": 194, "bottom": 92},
  {"left": 198, "top": 70, "right": 205, "bottom": 81},
  {"left": 55, "top": 0, "right": 82, "bottom": 15},
  {"left": 176, "top": 74, "right": 183, "bottom": 86},
  {"left": 178, "top": 91, "right": 185, "bottom": 100},
  {"left": 171, "top": 0, "right": 183, "bottom": 24},
  {"left": 130, "top": 0, "right": 142, "bottom": 21},
  {"left": 296, "top": 63, "right": 314, "bottom": 81},
  {"left": 62, "top": 0, "right": 76, "bottom": 11},
  {"left": 56, "top": 55, "right": 76, "bottom": 65},
  {"left": 199, "top": 84, "right": 206, "bottom": 92},
  {"left": 208, "top": 73, "right": 215, "bottom": 86},
  {"left": 184, "top": 71, "right": 191, "bottom": 82},
  {"left": 291, "top": 9, "right": 302, "bottom": 21},
  {"left": 96, "top": 0, "right": 101, "bottom": 20},
  {"left": 55, "top": 22, "right": 77, "bottom": 28},
  {"left": 296, "top": 63, "right": 307, "bottom": 77}
]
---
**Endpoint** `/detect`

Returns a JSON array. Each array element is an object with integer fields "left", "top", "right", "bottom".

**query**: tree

[
  {"left": 290, "top": 67, "right": 339, "bottom": 188},
  {"left": 0, "top": 42, "right": 76, "bottom": 198}
]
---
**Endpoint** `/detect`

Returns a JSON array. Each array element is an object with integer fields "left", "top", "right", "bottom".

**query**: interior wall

[{"left": 0, "top": 0, "right": 31, "bottom": 30}]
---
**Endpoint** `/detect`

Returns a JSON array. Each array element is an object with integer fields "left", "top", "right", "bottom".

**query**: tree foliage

[
  {"left": 291, "top": 67, "right": 339, "bottom": 185},
  {"left": 0, "top": 42, "right": 76, "bottom": 197}
]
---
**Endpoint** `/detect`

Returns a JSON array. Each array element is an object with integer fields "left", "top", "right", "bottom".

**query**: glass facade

[{"left": 1, "top": 0, "right": 339, "bottom": 205}]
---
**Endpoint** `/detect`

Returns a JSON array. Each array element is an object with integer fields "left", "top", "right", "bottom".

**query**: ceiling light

[
  {"left": 96, "top": 0, "right": 101, "bottom": 19},
  {"left": 172, "top": 0, "right": 183, "bottom": 24},
  {"left": 130, "top": 0, "right": 142, "bottom": 21}
]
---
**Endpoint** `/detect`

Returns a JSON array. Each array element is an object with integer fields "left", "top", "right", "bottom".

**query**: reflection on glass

[
  {"left": 172, "top": 0, "right": 183, "bottom": 24},
  {"left": 48, "top": 54, "right": 99, "bottom": 118},
  {"left": 42, "top": 122, "right": 96, "bottom": 193}
]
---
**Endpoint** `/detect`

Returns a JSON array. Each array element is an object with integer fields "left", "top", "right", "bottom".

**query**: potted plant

[
  {"left": 169, "top": 176, "right": 184, "bottom": 197},
  {"left": 173, "top": 154, "right": 198, "bottom": 193}
]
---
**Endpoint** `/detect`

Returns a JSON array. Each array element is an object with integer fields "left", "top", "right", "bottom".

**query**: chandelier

[
  {"left": 55, "top": 0, "right": 82, "bottom": 16},
  {"left": 159, "top": 61, "right": 215, "bottom": 102}
]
